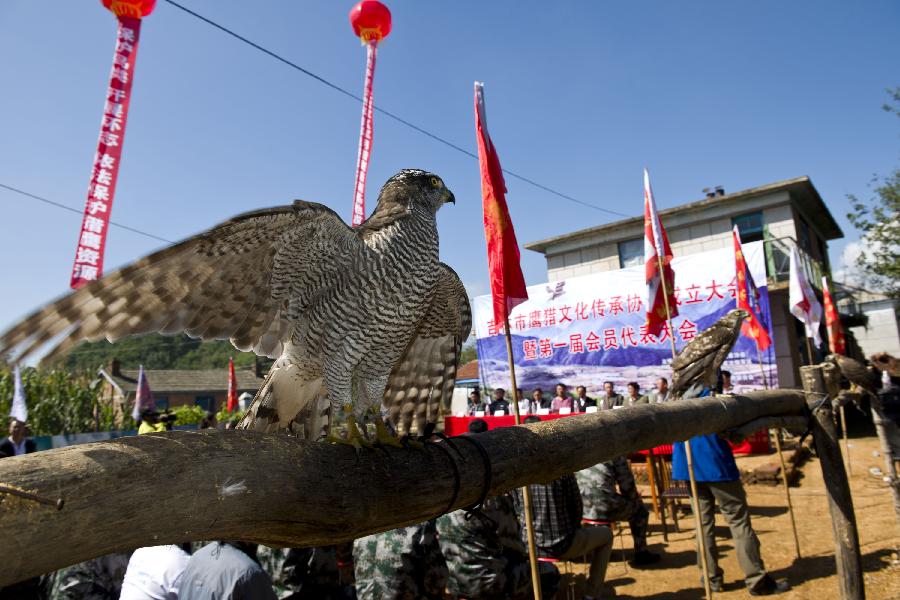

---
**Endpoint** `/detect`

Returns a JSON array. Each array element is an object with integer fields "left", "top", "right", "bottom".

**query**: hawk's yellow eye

[{"left": 430, "top": 176, "right": 442, "bottom": 188}]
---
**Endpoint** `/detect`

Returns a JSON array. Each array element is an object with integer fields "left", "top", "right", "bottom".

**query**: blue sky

[{"left": 0, "top": 1, "right": 897, "bottom": 334}]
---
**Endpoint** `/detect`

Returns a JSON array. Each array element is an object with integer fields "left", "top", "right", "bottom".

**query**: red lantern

[
  {"left": 102, "top": 0, "right": 156, "bottom": 19},
  {"left": 349, "top": 0, "right": 392, "bottom": 43}
]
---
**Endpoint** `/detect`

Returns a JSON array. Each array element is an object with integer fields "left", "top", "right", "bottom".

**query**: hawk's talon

[
  {"left": 327, "top": 407, "right": 371, "bottom": 449},
  {"left": 400, "top": 435, "right": 425, "bottom": 450},
  {"left": 374, "top": 418, "right": 404, "bottom": 448}
]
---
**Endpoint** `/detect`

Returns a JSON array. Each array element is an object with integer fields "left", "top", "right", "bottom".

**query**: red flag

[
  {"left": 227, "top": 357, "right": 238, "bottom": 412},
  {"left": 475, "top": 82, "right": 528, "bottom": 327},
  {"left": 822, "top": 276, "right": 846, "bottom": 355},
  {"left": 732, "top": 226, "right": 772, "bottom": 351},
  {"left": 643, "top": 169, "right": 677, "bottom": 336}
]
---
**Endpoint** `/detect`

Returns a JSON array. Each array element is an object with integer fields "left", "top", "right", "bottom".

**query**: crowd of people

[
  {"left": 463, "top": 376, "right": 703, "bottom": 416},
  {"left": 0, "top": 368, "right": 792, "bottom": 600}
]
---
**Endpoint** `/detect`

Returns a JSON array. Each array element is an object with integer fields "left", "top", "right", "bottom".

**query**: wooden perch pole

[
  {"left": 801, "top": 364, "right": 864, "bottom": 600},
  {"left": 0, "top": 390, "right": 808, "bottom": 586},
  {"left": 868, "top": 390, "right": 900, "bottom": 534}
]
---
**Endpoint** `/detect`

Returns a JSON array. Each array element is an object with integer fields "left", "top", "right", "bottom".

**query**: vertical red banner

[{"left": 70, "top": 17, "right": 142, "bottom": 289}]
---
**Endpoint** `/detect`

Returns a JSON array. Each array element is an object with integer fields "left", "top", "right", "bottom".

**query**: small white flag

[
  {"left": 789, "top": 246, "right": 823, "bottom": 346},
  {"left": 10, "top": 366, "right": 28, "bottom": 423}
]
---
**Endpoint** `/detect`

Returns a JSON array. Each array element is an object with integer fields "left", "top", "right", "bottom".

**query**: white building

[{"left": 525, "top": 176, "right": 844, "bottom": 388}]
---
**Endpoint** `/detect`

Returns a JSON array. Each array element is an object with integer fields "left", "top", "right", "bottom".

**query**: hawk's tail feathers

[{"left": 237, "top": 363, "right": 327, "bottom": 440}]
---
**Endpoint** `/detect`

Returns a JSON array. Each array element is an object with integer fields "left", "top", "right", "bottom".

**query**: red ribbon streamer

[
  {"left": 351, "top": 41, "right": 377, "bottom": 227},
  {"left": 70, "top": 17, "right": 142, "bottom": 289}
]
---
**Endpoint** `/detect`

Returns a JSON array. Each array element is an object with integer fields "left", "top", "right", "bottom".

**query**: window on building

[
  {"left": 797, "top": 217, "right": 812, "bottom": 253},
  {"left": 732, "top": 212, "right": 764, "bottom": 243},
  {"left": 618, "top": 238, "right": 643, "bottom": 268},
  {"left": 154, "top": 397, "right": 169, "bottom": 411},
  {"left": 195, "top": 396, "right": 215, "bottom": 412}
]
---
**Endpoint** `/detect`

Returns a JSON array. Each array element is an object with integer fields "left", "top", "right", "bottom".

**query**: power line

[
  {"left": 0, "top": 183, "right": 173, "bottom": 244},
  {"left": 161, "top": 0, "right": 630, "bottom": 219}
]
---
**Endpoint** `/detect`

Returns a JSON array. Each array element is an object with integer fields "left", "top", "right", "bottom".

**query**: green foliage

[
  {"left": 216, "top": 407, "right": 245, "bottom": 425},
  {"left": 171, "top": 404, "right": 208, "bottom": 426},
  {"left": 0, "top": 368, "right": 112, "bottom": 436},
  {"left": 49, "top": 333, "right": 272, "bottom": 373},
  {"left": 846, "top": 87, "right": 900, "bottom": 297},
  {"left": 459, "top": 341, "right": 477, "bottom": 365}
]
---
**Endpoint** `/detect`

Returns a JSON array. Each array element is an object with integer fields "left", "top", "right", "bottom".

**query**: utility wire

[
  {"left": 0, "top": 183, "right": 173, "bottom": 244},
  {"left": 161, "top": 0, "right": 630, "bottom": 219}
]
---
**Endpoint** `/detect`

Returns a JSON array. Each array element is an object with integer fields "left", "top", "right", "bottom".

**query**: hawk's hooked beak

[{"left": 444, "top": 190, "right": 456, "bottom": 205}]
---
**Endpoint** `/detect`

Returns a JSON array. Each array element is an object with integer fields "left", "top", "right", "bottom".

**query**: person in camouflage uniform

[
  {"left": 352, "top": 520, "right": 447, "bottom": 600},
  {"left": 575, "top": 457, "right": 660, "bottom": 566},
  {"left": 257, "top": 545, "right": 354, "bottom": 600},
  {"left": 47, "top": 552, "right": 132, "bottom": 599},
  {"left": 436, "top": 492, "right": 559, "bottom": 599}
]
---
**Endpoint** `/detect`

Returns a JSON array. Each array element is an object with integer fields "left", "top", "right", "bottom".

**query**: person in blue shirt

[{"left": 672, "top": 381, "right": 789, "bottom": 596}]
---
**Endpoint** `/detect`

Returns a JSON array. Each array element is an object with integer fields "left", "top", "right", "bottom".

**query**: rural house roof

[{"left": 98, "top": 367, "right": 263, "bottom": 396}]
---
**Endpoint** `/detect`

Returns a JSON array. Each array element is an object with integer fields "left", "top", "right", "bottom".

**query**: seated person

[
  {"left": 466, "top": 389, "right": 486, "bottom": 416},
  {"left": 489, "top": 388, "right": 510, "bottom": 415},
  {"left": 353, "top": 521, "right": 448, "bottom": 600},
  {"left": 625, "top": 382, "right": 648, "bottom": 406},
  {"left": 514, "top": 418, "right": 614, "bottom": 600},
  {"left": 531, "top": 388, "right": 550, "bottom": 413},
  {"left": 575, "top": 457, "right": 661, "bottom": 566},
  {"left": 137, "top": 410, "right": 167, "bottom": 435},
  {"left": 649, "top": 377, "right": 671, "bottom": 403},
  {"left": 550, "top": 383, "right": 574, "bottom": 413},
  {"left": 721, "top": 370, "right": 735, "bottom": 394},
  {"left": 468, "top": 419, "right": 489, "bottom": 434},
  {"left": 438, "top": 418, "right": 560, "bottom": 599},
  {"left": 599, "top": 381, "right": 624, "bottom": 410},
  {"left": 120, "top": 544, "right": 191, "bottom": 600},
  {"left": 575, "top": 385, "right": 597, "bottom": 411},
  {"left": 178, "top": 542, "right": 276, "bottom": 599}
]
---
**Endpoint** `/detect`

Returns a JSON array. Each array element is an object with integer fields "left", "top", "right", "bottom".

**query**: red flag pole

[
  {"left": 645, "top": 170, "right": 712, "bottom": 600},
  {"left": 502, "top": 315, "right": 542, "bottom": 600},
  {"left": 475, "top": 81, "right": 540, "bottom": 600},
  {"left": 733, "top": 226, "right": 802, "bottom": 556},
  {"left": 822, "top": 276, "right": 852, "bottom": 474}
]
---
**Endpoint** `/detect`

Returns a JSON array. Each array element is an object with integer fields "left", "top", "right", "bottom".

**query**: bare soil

[{"left": 557, "top": 435, "right": 900, "bottom": 599}]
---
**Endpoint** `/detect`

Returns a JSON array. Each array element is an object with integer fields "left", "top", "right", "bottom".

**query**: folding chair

[{"left": 657, "top": 457, "right": 691, "bottom": 534}]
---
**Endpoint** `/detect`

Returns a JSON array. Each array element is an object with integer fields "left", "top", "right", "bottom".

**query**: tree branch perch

[{"left": 0, "top": 390, "right": 808, "bottom": 585}]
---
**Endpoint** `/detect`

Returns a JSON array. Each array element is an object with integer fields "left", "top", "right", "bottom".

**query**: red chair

[
  {"left": 537, "top": 556, "right": 574, "bottom": 600},
  {"left": 582, "top": 518, "right": 628, "bottom": 573}
]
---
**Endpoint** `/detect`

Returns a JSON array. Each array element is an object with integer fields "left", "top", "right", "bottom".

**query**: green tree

[
  {"left": 0, "top": 368, "right": 113, "bottom": 436},
  {"left": 50, "top": 333, "right": 271, "bottom": 373},
  {"left": 847, "top": 87, "right": 900, "bottom": 297},
  {"left": 459, "top": 340, "right": 477, "bottom": 364}
]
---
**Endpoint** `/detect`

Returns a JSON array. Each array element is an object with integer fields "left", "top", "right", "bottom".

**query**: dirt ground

[{"left": 556, "top": 435, "right": 900, "bottom": 599}]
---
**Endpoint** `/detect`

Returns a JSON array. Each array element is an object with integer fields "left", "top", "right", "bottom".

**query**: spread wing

[
  {"left": 0, "top": 200, "right": 365, "bottom": 363},
  {"left": 382, "top": 264, "right": 471, "bottom": 435}
]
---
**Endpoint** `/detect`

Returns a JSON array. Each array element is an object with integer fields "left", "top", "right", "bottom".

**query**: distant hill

[{"left": 51, "top": 333, "right": 272, "bottom": 373}]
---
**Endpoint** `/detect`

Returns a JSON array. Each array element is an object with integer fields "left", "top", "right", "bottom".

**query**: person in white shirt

[
  {"left": 649, "top": 378, "right": 671, "bottom": 404},
  {"left": 721, "top": 370, "right": 735, "bottom": 394},
  {"left": 120, "top": 544, "right": 191, "bottom": 600}
]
